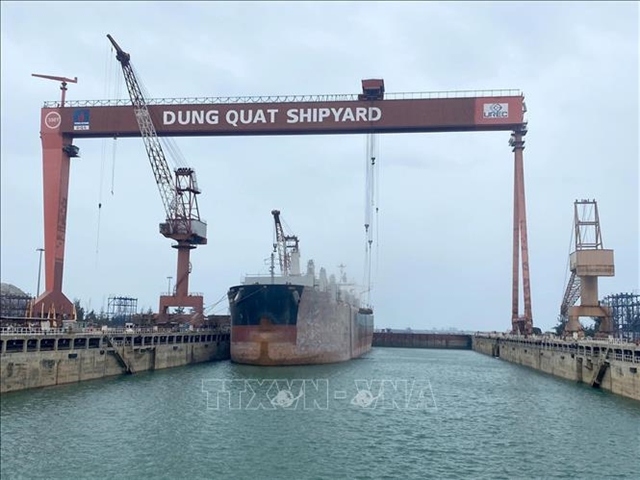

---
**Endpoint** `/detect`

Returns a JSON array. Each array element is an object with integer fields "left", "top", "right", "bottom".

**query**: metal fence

[{"left": 42, "top": 88, "right": 523, "bottom": 108}]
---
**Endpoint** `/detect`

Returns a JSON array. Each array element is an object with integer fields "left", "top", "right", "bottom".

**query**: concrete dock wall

[
  {"left": 473, "top": 335, "right": 640, "bottom": 402},
  {"left": 373, "top": 332, "right": 472, "bottom": 349},
  {"left": 1, "top": 330, "right": 230, "bottom": 394}
]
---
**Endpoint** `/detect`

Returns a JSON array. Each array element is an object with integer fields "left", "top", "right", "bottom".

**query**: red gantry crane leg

[
  {"left": 107, "top": 35, "right": 207, "bottom": 323},
  {"left": 31, "top": 73, "right": 79, "bottom": 323},
  {"left": 510, "top": 125, "right": 533, "bottom": 335}
]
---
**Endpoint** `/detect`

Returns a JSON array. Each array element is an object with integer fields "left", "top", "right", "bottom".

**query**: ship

[{"left": 227, "top": 210, "right": 374, "bottom": 366}]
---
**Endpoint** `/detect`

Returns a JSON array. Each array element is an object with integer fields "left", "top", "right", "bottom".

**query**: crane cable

[
  {"left": 110, "top": 71, "right": 122, "bottom": 196},
  {"left": 362, "top": 133, "right": 378, "bottom": 307},
  {"left": 375, "top": 138, "right": 380, "bottom": 285},
  {"left": 204, "top": 292, "right": 228, "bottom": 314},
  {"left": 362, "top": 135, "right": 370, "bottom": 295},
  {"left": 96, "top": 44, "right": 121, "bottom": 264},
  {"left": 134, "top": 64, "right": 187, "bottom": 171},
  {"left": 96, "top": 43, "right": 114, "bottom": 262}
]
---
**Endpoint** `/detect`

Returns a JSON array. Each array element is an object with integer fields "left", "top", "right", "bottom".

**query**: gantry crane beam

[{"left": 43, "top": 93, "right": 525, "bottom": 138}]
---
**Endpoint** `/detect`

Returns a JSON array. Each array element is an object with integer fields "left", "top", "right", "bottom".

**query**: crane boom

[
  {"left": 108, "top": 34, "right": 206, "bottom": 245},
  {"left": 107, "top": 34, "right": 177, "bottom": 221},
  {"left": 271, "top": 210, "right": 299, "bottom": 276},
  {"left": 271, "top": 209, "right": 289, "bottom": 274},
  {"left": 559, "top": 270, "right": 581, "bottom": 321}
]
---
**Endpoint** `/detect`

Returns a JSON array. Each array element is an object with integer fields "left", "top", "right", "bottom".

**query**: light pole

[
  {"left": 167, "top": 276, "right": 173, "bottom": 295},
  {"left": 36, "top": 248, "right": 45, "bottom": 297}
]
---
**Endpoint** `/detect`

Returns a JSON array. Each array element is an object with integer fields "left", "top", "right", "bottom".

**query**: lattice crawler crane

[{"left": 107, "top": 35, "right": 207, "bottom": 323}]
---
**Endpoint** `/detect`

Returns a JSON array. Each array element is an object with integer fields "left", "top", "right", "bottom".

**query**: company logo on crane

[
  {"left": 73, "top": 109, "right": 90, "bottom": 131},
  {"left": 483, "top": 103, "right": 509, "bottom": 119},
  {"left": 44, "top": 111, "right": 62, "bottom": 130}
]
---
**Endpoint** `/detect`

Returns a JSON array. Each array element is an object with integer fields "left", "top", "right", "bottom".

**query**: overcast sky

[{"left": 1, "top": 1, "right": 638, "bottom": 332}]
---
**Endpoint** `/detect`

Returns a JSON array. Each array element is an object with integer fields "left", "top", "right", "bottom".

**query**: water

[{"left": 1, "top": 348, "right": 639, "bottom": 479}]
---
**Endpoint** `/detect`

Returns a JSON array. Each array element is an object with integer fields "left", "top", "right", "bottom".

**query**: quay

[
  {"left": 0, "top": 326, "right": 230, "bottom": 394},
  {"left": 473, "top": 333, "right": 640, "bottom": 402}
]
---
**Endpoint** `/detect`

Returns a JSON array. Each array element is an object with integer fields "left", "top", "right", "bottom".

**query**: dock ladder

[
  {"left": 105, "top": 336, "right": 135, "bottom": 374},
  {"left": 591, "top": 347, "right": 610, "bottom": 388}
]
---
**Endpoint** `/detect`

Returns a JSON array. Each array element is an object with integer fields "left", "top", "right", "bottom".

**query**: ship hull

[{"left": 228, "top": 284, "right": 373, "bottom": 366}]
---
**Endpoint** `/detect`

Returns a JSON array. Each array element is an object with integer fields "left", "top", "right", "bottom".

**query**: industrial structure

[
  {"left": 107, "top": 35, "right": 207, "bottom": 322},
  {"left": 601, "top": 292, "right": 640, "bottom": 340},
  {"left": 559, "top": 199, "right": 615, "bottom": 337},
  {"left": 0, "top": 293, "right": 32, "bottom": 320},
  {"left": 30, "top": 36, "right": 531, "bottom": 333},
  {"left": 271, "top": 209, "right": 300, "bottom": 277},
  {"left": 106, "top": 295, "right": 138, "bottom": 324}
]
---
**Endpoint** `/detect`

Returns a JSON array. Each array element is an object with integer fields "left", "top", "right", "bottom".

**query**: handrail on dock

[{"left": 0, "top": 326, "right": 229, "bottom": 336}]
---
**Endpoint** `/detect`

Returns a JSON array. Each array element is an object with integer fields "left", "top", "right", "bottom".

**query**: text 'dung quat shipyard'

[{"left": 163, "top": 106, "right": 382, "bottom": 127}]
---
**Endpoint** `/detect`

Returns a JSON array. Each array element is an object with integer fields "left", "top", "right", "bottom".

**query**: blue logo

[{"left": 73, "top": 109, "right": 90, "bottom": 130}]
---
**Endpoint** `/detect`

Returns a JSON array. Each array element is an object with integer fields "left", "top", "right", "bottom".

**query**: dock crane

[
  {"left": 107, "top": 34, "right": 207, "bottom": 322},
  {"left": 271, "top": 210, "right": 300, "bottom": 276},
  {"left": 559, "top": 199, "right": 615, "bottom": 338}
]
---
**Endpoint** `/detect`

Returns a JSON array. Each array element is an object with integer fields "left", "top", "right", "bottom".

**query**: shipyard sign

[
  {"left": 162, "top": 106, "right": 383, "bottom": 127},
  {"left": 48, "top": 95, "right": 524, "bottom": 137}
]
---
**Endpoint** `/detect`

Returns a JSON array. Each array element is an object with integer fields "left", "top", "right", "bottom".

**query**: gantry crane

[
  {"left": 107, "top": 34, "right": 207, "bottom": 322},
  {"left": 271, "top": 210, "right": 300, "bottom": 276},
  {"left": 34, "top": 65, "right": 527, "bottom": 332}
]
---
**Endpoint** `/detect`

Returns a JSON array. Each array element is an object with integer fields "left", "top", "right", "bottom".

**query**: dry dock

[
  {"left": 1, "top": 327, "right": 230, "bottom": 393},
  {"left": 473, "top": 334, "right": 640, "bottom": 402}
]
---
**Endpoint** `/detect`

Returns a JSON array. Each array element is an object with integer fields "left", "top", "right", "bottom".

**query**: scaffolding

[
  {"left": 0, "top": 294, "right": 32, "bottom": 318},
  {"left": 600, "top": 292, "right": 640, "bottom": 340},
  {"left": 106, "top": 296, "right": 138, "bottom": 325}
]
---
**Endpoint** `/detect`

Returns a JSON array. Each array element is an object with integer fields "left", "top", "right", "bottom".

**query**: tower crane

[
  {"left": 271, "top": 210, "right": 300, "bottom": 276},
  {"left": 107, "top": 34, "right": 207, "bottom": 322}
]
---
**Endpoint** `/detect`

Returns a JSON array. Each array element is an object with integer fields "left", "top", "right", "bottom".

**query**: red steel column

[
  {"left": 510, "top": 128, "right": 533, "bottom": 334},
  {"left": 174, "top": 243, "right": 193, "bottom": 298},
  {"left": 511, "top": 142, "right": 520, "bottom": 331},
  {"left": 32, "top": 108, "right": 74, "bottom": 319},
  {"left": 515, "top": 133, "right": 533, "bottom": 331}
]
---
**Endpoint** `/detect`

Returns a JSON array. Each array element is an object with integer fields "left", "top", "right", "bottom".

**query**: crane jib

[{"left": 111, "top": 39, "right": 205, "bottom": 239}]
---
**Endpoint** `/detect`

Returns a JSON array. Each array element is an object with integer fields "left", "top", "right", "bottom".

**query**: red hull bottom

[{"left": 231, "top": 325, "right": 372, "bottom": 366}]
